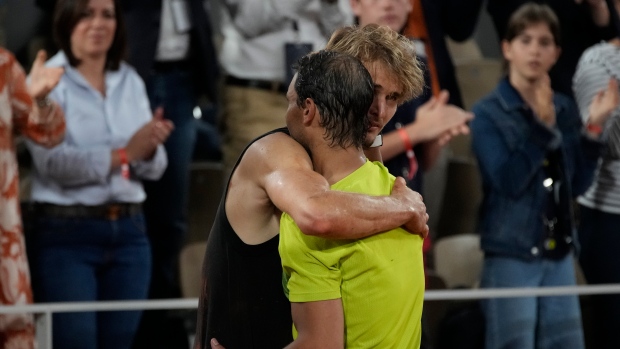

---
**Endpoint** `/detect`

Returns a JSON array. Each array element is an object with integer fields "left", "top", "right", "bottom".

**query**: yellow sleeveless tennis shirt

[{"left": 280, "top": 160, "right": 424, "bottom": 348}]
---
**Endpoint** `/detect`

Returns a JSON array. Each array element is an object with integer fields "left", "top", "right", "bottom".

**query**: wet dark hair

[
  {"left": 293, "top": 50, "right": 374, "bottom": 149},
  {"left": 53, "top": 0, "right": 126, "bottom": 70}
]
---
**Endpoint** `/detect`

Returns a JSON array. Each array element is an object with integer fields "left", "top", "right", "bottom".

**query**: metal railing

[{"left": 4, "top": 284, "right": 620, "bottom": 348}]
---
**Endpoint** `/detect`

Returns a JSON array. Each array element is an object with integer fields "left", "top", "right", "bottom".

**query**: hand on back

[{"left": 393, "top": 177, "right": 429, "bottom": 239}]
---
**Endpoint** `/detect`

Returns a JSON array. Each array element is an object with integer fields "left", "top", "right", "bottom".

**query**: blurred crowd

[{"left": 1, "top": 0, "right": 620, "bottom": 348}]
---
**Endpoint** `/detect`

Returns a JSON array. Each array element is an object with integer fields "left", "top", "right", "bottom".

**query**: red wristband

[
  {"left": 586, "top": 122, "right": 603, "bottom": 136},
  {"left": 396, "top": 127, "right": 418, "bottom": 180},
  {"left": 118, "top": 148, "right": 130, "bottom": 179}
]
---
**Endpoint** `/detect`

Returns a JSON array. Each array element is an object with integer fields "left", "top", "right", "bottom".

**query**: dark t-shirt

[{"left": 196, "top": 128, "right": 293, "bottom": 349}]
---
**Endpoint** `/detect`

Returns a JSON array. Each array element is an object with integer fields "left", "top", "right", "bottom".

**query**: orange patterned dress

[{"left": 0, "top": 47, "right": 64, "bottom": 348}]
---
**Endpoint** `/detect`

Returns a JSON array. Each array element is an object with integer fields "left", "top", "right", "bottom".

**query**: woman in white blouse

[{"left": 26, "top": 0, "right": 173, "bottom": 348}]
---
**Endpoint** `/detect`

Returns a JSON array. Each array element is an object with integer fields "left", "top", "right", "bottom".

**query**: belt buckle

[{"left": 106, "top": 205, "right": 121, "bottom": 221}]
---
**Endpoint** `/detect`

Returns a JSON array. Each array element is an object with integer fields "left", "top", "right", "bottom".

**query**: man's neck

[{"left": 311, "top": 145, "right": 368, "bottom": 186}]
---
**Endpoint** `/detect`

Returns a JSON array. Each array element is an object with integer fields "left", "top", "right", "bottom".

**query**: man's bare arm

[
  {"left": 259, "top": 134, "right": 428, "bottom": 239},
  {"left": 284, "top": 300, "right": 344, "bottom": 349}
]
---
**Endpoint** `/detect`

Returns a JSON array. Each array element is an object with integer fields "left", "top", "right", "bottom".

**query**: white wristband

[{"left": 370, "top": 134, "right": 383, "bottom": 148}]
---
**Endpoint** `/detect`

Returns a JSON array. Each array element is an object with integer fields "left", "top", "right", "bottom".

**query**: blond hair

[{"left": 326, "top": 24, "right": 424, "bottom": 104}]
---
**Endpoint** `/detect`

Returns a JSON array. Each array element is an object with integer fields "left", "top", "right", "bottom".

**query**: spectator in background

[
  {"left": 120, "top": 1, "right": 219, "bottom": 348},
  {"left": 402, "top": 0, "right": 484, "bottom": 108},
  {"left": 471, "top": 4, "right": 617, "bottom": 348},
  {"left": 0, "top": 47, "right": 64, "bottom": 349},
  {"left": 213, "top": 0, "right": 347, "bottom": 177},
  {"left": 487, "top": 0, "right": 616, "bottom": 99},
  {"left": 35, "top": 1, "right": 221, "bottom": 344},
  {"left": 25, "top": 0, "right": 173, "bottom": 348},
  {"left": 573, "top": 0, "right": 620, "bottom": 347},
  {"left": 349, "top": 0, "right": 472, "bottom": 193}
]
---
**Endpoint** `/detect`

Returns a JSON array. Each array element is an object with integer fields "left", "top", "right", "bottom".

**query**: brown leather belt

[{"left": 34, "top": 203, "right": 142, "bottom": 221}]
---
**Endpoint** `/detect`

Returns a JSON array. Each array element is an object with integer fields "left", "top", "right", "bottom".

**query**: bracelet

[
  {"left": 396, "top": 127, "right": 417, "bottom": 180},
  {"left": 586, "top": 122, "right": 603, "bottom": 136},
  {"left": 396, "top": 127, "right": 413, "bottom": 150},
  {"left": 118, "top": 148, "right": 130, "bottom": 180},
  {"left": 369, "top": 134, "right": 383, "bottom": 148}
]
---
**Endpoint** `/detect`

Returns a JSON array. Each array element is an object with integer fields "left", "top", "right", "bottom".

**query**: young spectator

[
  {"left": 0, "top": 47, "right": 64, "bottom": 349},
  {"left": 471, "top": 3, "right": 616, "bottom": 348},
  {"left": 25, "top": 0, "right": 173, "bottom": 348},
  {"left": 573, "top": 0, "right": 620, "bottom": 346},
  {"left": 487, "top": 0, "right": 616, "bottom": 99}
]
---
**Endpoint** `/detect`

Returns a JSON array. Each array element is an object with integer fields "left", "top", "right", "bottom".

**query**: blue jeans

[
  {"left": 28, "top": 214, "right": 151, "bottom": 349},
  {"left": 480, "top": 254, "right": 585, "bottom": 349},
  {"left": 578, "top": 205, "right": 620, "bottom": 349}
]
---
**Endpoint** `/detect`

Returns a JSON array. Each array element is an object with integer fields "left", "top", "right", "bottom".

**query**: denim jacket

[{"left": 471, "top": 78, "right": 602, "bottom": 260}]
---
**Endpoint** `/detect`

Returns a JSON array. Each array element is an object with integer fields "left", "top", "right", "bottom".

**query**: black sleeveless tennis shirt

[{"left": 197, "top": 128, "right": 293, "bottom": 349}]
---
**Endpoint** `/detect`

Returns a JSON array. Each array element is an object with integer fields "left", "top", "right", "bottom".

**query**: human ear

[
  {"left": 302, "top": 98, "right": 316, "bottom": 126},
  {"left": 501, "top": 40, "right": 513, "bottom": 61}
]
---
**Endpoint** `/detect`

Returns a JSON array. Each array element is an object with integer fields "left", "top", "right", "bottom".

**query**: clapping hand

[
  {"left": 410, "top": 90, "right": 473, "bottom": 144},
  {"left": 211, "top": 338, "right": 226, "bottom": 349},
  {"left": 587, "top": 78, "right": 620, "bottom": 126},
  {"left": 27, "top": 50, "right": 64, "bottom": 102},
  {"left": 532, "top": 74, "right": 556, "bottom": 127},
  {"left": 125, "top": 107, "right": 174, "bottom": 161}
]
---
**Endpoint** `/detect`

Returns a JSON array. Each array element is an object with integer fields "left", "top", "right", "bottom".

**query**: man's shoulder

[
  {"left": 229, "top": 130, "right": 312, "bottom": 199},
  {"left": 242, "top": 131, "right": 307, "bottom": 164}
]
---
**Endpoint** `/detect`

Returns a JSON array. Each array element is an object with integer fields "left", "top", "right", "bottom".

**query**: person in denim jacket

[{"left": 471, "top": 3, "right": 618, "bottom": 349}]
